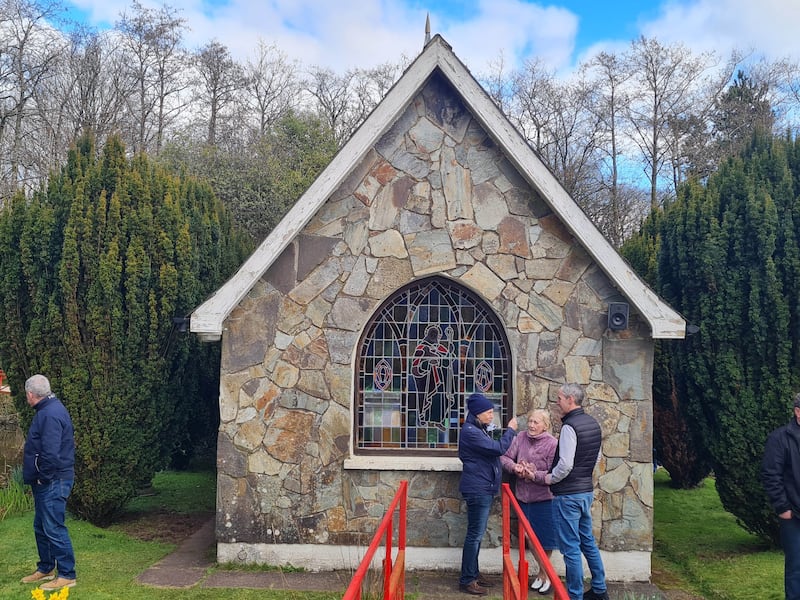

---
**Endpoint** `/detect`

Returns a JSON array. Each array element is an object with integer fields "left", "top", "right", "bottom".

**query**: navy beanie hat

[{"left": 467, "top": 392, "right": 494, "bottom": 416}]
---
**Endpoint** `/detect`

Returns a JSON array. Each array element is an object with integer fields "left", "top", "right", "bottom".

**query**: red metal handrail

[
  {"left": 501, "top": 482, "right": 569, "bottom": 600},
  {"left": 342, "top": 479, "right": 407, "bottom": 600}
]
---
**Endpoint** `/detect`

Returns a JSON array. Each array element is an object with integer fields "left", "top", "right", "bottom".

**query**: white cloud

[
  {"left": 641, "top": 0, "right": 800, "bottom": 60},
  {"left": 65, "top": 0, "right": 581, "bottom": 74},
  {"left": 65, "top": 0, "right": 800, "bottom": 78},
  {"left": 439, "top": 0, "right": 578, "bottom": 74}
]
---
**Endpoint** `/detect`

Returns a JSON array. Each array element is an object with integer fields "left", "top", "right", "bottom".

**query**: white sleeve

[{"left": 549, "top": 424, "right": 576, "bottom": 484}]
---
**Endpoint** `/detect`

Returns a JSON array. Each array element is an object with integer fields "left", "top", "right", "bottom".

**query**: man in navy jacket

[
  {"left": 457, "top": 392, "right": 518, "bottom": 595},
  {"left": 763, "top": 393, "right": 800, "bottom": 600},
  {"left": 20, "top": 374, "right": 77, "bottom": 592}
]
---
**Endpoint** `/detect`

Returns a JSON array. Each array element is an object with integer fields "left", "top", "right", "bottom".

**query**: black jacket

[
  {"left": 22, "top": 395, "right": 75, "bottom": 485},
  {"left": 762, "top": 417, "right": 800, "bottom": 516},
  {"left": 550, "top": 407, "right": 602, "bottom": 496}
]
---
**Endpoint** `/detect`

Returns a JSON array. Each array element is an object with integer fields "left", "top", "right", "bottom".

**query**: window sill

[{"left": 343, "top": 455, "right": 463, "bottom": 471}]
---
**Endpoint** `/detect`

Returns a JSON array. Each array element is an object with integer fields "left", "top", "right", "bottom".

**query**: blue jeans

[
  {"left": 32, "top": 479, "right": 76, "bottom": 579},
  {"left": 460, "top": 494, "right": 494, "bottom": 585},
  {"left": 553, "top": 492, "right": 606, "bottom": 600},
  {"left": 781, "top": 516, "right": 800, "bottom": 600}
]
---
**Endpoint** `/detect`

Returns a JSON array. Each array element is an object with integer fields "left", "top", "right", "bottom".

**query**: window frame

[{"left": 351, "top": 275, "right": 512, "bottom": 459}]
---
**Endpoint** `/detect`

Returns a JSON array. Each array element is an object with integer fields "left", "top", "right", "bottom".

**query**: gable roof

[{"left": 191, "top": 35, "right": 685, "bottom": 341}]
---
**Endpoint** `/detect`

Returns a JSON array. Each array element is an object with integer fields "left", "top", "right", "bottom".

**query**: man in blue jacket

[
  {"left": 458, "top": 392, "right": 518, "bottom": 595},
  {"left": 762, "top": 393, "right": 800, "bottom": 600},
  {"left": 20, "top": 374, "right": 77, "bottom": 592}
]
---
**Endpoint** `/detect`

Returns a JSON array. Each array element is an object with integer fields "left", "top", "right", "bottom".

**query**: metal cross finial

[{"left": 424, "top": 13, "right": 431, "bottom": 46}]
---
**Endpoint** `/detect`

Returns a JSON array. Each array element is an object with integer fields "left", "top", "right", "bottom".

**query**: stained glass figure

[{"left": 411, "top": 324, "right": 456, "bottom": 431}]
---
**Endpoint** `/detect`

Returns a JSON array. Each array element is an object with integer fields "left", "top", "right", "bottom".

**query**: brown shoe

[
  {"left": 476, "top": 573, "right": 495, "bottom": 587},
  {"left": 20, "top": 570, "right": 55, "bottom": 584},
  {"left": 459, "top": 581, "right": 488, "bottom": 596},
  {"left": 40, "top": 577, "right": 76, "bottom": 591}
]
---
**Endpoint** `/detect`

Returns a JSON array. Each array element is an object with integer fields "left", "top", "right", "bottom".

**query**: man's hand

[
  {"left": 508, "top": 416, "right": 518, "bottom": 431},
  {"left": 780, "top": 510, "right": 793, "bottom": 520}
]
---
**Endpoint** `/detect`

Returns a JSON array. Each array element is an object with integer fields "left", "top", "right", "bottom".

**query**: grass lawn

[
  {"left": 0, "top": 468, "right": 788, "bottom": 599},
  {"left": 652, "top": 469, "right": 784, "bottom": 599},
  {"left": 0, "top": 471, "right": 339, "bottom": 600}
]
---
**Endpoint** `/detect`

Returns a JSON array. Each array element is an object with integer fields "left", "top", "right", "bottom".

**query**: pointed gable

[{"left": 191, "top": 35, "right": 685, "bottom": 340}]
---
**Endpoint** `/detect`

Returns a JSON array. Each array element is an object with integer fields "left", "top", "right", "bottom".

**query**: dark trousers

[
  {"left": 782, "top": 516, "right": 800, "bottom": 600},
  {"left": 32, "top": 479, "right": 76, "bottom": 580},
  {"left": 460, "top": 494, "right": 493, "bottom": 585}
]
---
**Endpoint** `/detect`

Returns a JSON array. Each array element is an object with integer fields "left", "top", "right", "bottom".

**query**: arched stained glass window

[{"left": 355, "top": 276, "right": 512, "bottom": 455}]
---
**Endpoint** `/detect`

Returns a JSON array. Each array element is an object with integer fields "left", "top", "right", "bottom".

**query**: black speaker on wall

[{"left": 608, "top": 302, "right": 629, "bottom": 331}]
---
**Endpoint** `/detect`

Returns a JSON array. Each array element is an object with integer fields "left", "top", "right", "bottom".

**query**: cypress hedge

[
  {"left": 625, "top": 133, "right": 800, "bottom": 542},
  {"left": 0, "top": 134, "right": 251, "bottom": 524}
]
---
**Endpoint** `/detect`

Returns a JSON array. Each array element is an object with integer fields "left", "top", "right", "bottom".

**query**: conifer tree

[
  {"left": 622, "top": 209, "right": 712, "bottom": 488},
  {"left": 0, "top": 134, "right": 251, "bottom": 524},
  {"left": 646, "top": 133, "right": 800, "bottom": 541}
]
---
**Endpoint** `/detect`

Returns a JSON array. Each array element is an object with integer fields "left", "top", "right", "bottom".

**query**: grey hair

[
  {"left": 559, "top": 382, "right": 585, "bottom": 405},
  {"left": 25, "top": 374, "right": 51, "bottom": 399},
  {"left": 793, "top": 393, "right": 800, "bottom": 409},
  {"left": 528, "top": 408, "right": 551, "bottom": 431}
]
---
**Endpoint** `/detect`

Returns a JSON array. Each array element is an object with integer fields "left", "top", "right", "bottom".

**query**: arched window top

[{"left": 354, "top": 276, "right": 512, "bottom": 456}]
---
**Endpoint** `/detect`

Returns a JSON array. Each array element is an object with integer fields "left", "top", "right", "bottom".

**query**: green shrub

[
  {"left": 0, "top": 465, "right": 33, "bottom": 520},
  {"left": 626, "top": 134, "right": 800, "bottom": 541},
  {"left": 0, "top": 135, "right": 252, "bottom": 525}
]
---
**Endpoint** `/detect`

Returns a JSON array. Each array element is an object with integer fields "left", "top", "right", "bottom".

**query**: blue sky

[{"left": 62, "top": 0, "right": 800, "bottom": 74}]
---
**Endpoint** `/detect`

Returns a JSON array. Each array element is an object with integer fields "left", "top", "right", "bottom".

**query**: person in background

[
  {"left": 544, "top": 383, "right": 608, "bottom": 600},
  {"left": 458, "top": 392, "right": 518, "bottom": 596},
  {"left": 762, "top": 392, "right": 800, "bottom": 600},
  {"left": 501, "top": 408, "right": 558, "bottom": 594},
  {"left": 20, "top": 374, "right": 77, "bottom": 592}
]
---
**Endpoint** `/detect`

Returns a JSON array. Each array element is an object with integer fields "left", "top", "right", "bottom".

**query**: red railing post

[
  {"left": 384, "top": 511, "right": 393, "bottom": 599},
  {"left": 343, "top": 480, "right": 407, "bottom": 600},
  {"left": 501, "top": 482, "right": 569, "bottom": 600},
  {"left": 517, "top": 509, "right": 529, "bottom": 592}
]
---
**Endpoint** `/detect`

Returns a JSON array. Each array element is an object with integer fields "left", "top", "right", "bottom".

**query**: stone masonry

[{"left": 215, "top": 71, "right": 655, "bottom": 563}]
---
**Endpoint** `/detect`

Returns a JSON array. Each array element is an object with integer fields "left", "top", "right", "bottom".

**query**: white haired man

[{"left": 20, "top": 374, "right": 77, "bottom": 591}]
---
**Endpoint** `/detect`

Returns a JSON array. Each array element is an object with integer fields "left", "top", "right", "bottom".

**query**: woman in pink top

[{"left": 501, "top": 409, "right": 558, "bottom": 594}]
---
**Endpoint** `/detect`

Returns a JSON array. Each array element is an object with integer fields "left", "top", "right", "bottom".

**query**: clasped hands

[{"left": 513, "top": 460, "right": 542, "bottom": 482}]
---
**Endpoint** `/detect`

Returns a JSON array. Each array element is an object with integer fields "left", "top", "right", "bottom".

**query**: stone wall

[{"left": 216, "top": 71, "right": 655, "bottom": 561}]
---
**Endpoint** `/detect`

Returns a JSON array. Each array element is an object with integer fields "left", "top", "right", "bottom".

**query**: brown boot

[
  {"left": 20, "top": 570, "right": 55, "bottom": 584},
  {"left": 459, "top": 581, "right": 488, "bottom": 596},
  {"left": 39, "top": 577, "right": 76, "bottom": 591}
]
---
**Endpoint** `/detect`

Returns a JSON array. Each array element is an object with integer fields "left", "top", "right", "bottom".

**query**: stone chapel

[{"left": 190, "top": 34, "right": 685, "bottom": 581}]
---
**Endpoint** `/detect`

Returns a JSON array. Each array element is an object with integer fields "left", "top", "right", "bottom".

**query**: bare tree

[
  {"left": 37, "top": 28, "right": 134, "bottom": 159},
  {"left": 624, "top": 36, "right": 716, "bottom": 208},
  {"left": 194, "top": 40, "right": 245, "bottom": 147},
  {"left": 746, "top": 56, "right": 800, "bottom": 137},
  {"left": 0, "top": 0, "right": 65, "bottom": 192},
  {"left": 348, "top": 62, "right": 403, "bottom": 131},
  {"left": 582, "top": 52, "right": 633, "bottom": 247},
  {"left": 507, "top": 60, "right": 605, "bottom": 220},
  {"left": 116, "top": 0, "right": 187, "bottom": 154},
  {"left": 584, "top": 181, "right": 650, "bottom": 244},
  {"left": 481, "top": 50, "right": 513, "bottom": 112},
  {"left": 539, "top": 73, "right": 605, "bottom": 208},
  {"left": 243, "top": 40, "right": 300, "bottom": 138},
  {"left": 304, "top": 65, "right": 355, "bottom": 145},
  {"left": 507, "top": 57, "right": 557, "bottom": 154}
]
